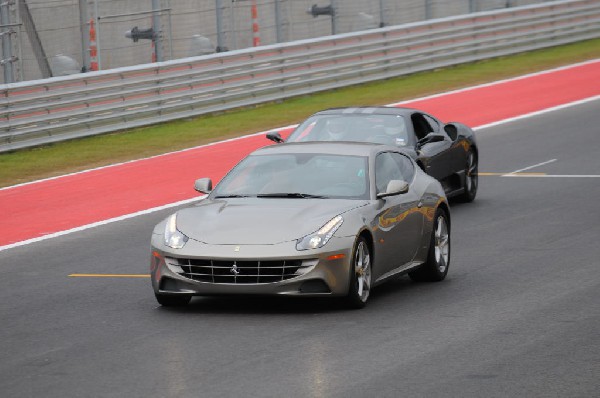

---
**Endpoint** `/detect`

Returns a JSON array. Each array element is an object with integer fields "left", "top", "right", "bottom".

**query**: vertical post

[
  {"left": 93, "top": 0, "right": 102, "bottom": 69},
  {"left": 469, "top": 0, "right": 477, "bottom": 13},
  {"left": 167, "top": 6, "right": 173, "bottom": 60},
  {"left": 251, "top": 0, "right": 260, "bottom": 46},
  {"left": 0, "top": 0, "right": 14, "bottom": 83},
  {"left": 215, "top": 0, "right": 225, "bottom": 51},
  {"left": 89, "top": 18, "right": 98, "bottom": 70},
  {"left": 151, "top": 0, "right": 162, "bottom": 62},
  {"left": 274, "top": 0, "right": 282, "bottom": 43},
  {"left": 79, "top": 0, "right": 90, "bottom": 71},
  {"left": 15, "top": 0, "right": 23, "bottom": 81},
  {"left": 331, "top": 0, "right": 337, "bottom": 35},
  {"left": 229, "top": 0, "right": 237, "bottom": 50},
  {"left": 379, "top": 0, "right": 385, "bottom": 27},
  {"left": 425, "top": 0, "right": 432, "bottom": 20}
]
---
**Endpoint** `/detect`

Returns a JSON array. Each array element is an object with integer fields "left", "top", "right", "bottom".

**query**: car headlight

[
  {"left": 296, "top": 215, "right": 343, "bottom": 250},
  {"left": 164, "top": 213, "right": 189, "bottom": 249}
]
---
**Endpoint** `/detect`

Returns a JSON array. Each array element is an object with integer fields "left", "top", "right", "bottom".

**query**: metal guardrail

[{"left": 1, "top": 0, "right": 599, "bottom": 152}]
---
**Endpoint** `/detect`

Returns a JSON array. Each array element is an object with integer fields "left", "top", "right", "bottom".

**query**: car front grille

[{"left": 171, "top": 258, "right": 309, "bottom": 284}]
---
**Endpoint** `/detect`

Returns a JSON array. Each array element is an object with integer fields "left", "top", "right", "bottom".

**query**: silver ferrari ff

[{"left": 150, "top": 142, "right": 451, "bottom": 308}]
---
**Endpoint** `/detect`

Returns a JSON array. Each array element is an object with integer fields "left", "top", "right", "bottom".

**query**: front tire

[
  {"left": 409, "top": 209, "right": 450, "bottom": 282},
  {"left": 155, "top": 293, "right": 191, "bottom": 307},
  {"left": 457, "top": 149, "right": 478, "bottom": 202},
  {"left": 345, "top": 236, "right": 372, "bottom": 309}
]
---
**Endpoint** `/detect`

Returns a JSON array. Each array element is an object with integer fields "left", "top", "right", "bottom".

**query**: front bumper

[{"left": 150, "top": 234, "right": 355, "bottom": 297}]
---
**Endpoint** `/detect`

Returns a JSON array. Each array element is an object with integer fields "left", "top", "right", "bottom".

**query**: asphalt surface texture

[{"left": 1, "top": 99, "right": 599, "bottom": 397}]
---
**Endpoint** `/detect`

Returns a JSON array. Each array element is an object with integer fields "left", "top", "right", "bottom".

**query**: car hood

[{"left": 176, "top": 198, "right": 368, "bottom": 245}]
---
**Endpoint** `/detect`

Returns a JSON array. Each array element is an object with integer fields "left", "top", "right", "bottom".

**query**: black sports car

[{"left": 267, "top": 107, "right": 478, "bottom": 202}]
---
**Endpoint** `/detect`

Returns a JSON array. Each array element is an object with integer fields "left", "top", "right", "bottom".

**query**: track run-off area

[
  {"left": 0, "top": 60, "right": 599, "bottom": 397},
  {"left": 0, "top": 59, "right": 599, "bottom": 250}
]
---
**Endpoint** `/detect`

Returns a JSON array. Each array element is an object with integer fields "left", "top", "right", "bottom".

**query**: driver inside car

[{"left": 320, "top": 118, "right": 347, "bottom": 141}]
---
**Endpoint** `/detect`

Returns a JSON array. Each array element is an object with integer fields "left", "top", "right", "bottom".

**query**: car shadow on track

[{"left": 156, "top": 276, "right": 453, "bottom": 315}]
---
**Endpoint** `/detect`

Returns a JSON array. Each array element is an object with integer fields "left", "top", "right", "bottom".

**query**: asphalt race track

[{"left": 1, "top": 99, "right": 599, "bottom": 397}]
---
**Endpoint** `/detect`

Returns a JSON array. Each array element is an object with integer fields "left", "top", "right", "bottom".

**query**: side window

[
  {"left": 375, "top": 152, "right": 404, "bottom": 193},
  {"left": 423, "top": 115, "right": 439, "bottom": 133},
  {"left": 391, "top": 152, "right": 415, "bottom": 182},
  {"left": 411, "top": 113, "right": 432, "bottom": 140}
]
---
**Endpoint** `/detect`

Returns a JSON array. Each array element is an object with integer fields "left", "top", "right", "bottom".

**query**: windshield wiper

[
  {"left": 213, "top": 194, "right": 255, "bottom": 198},
  {"left": 256, "top": 192, "right": 329, "bottom": 199}
]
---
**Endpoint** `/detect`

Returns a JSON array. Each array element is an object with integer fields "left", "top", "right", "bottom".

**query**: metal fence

[
  {"left": 1, "top": 0, "right": 561, "bottom": 84},
  {"left": 1, "top": 0, "right": 599, "bottom": 152}
]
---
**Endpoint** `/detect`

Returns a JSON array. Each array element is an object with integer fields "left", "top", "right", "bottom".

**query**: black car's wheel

[
  {"left": 155, "top": 293, "right": 191, "bottom": 307},
  {"left": 457, "top": 149, "right": 478, "bottom": 202},
  {"left": 409, "top": 209, "right": 450, "bottom": 282},
  {"left": 345, "top": 236, "right": 372, "bottom": 309}
]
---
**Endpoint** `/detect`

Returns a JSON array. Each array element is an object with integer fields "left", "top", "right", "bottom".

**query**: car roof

[
  {"left": 310, "top": 106, "right": 418, "bottom": 117},
  {"left": 253, "top": 141, "right": 411, "bottom": 158}
]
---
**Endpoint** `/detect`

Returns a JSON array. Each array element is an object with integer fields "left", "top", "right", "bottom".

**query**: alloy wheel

[
  {"left": 465, "top": 151, "right": 478, "bottom": 194},
  {"left": 355, "top": 241, "right": 371, "bottom": 302},
  {"left": 434, "top": 216, "right": 450, "bottom": 273}
]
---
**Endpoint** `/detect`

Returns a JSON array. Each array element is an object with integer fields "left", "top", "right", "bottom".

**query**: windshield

[
  {"left": 286, "top": 114, "right": 411, "bottom": 147},
  {"left": 212, "top": 153, "right": 370, "bottom": 200}
]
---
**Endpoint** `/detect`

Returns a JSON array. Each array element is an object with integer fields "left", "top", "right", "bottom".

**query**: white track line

[
  {"left": 0, "top": 125, "right": 298, "bottom": 192},
  {"left": 388, "top": 58, "right": 600, "bottom": 107},
  {"left": 0, "top": 196, "right": 205, "bottom": 252},
  {"left": 473, "top": 95, "right": 600, "bottom": 131},
  {"left": 504, "top": 159, "right": 557, "bottom": 176}
]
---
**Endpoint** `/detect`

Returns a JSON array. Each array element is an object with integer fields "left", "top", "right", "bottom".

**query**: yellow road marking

[{"left": 69, "top": 274, "right": 150, "bottom": 278}]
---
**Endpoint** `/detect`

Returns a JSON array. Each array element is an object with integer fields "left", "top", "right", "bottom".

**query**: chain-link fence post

[
  {"left": 151, "top": 0, "right": 163, "bottom": 62},
  {"left": 274, "top": 0, "right": 282, "bottom": 43},
  {"left": 14, "top": 0, "right": 23, "bottom": 81},
  {"left": 250, "top": 0, "right": 260, "bottom": 46},
  {"left": 0, "top": 0, "right": 15, "bottom": 83},
  {"left": 469, "top": 0, "right": 477, "bottom": 13},
  {"left": 331, "top": 0, "right": 338, "bottom": 35},
  {"left": 79, "top": 0, "right": 90, "bottom": 71},
  {"left": 215, "top": 0, "right": 225, "bottom": 51},
  {"left": 165, "top": 0, "right": 173, "bottom": 60},
  {"left": 93, "top": 0, "right": 102, "bottom": 70}
]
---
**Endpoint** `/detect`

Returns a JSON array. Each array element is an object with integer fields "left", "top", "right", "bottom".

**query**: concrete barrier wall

[{"left": 6, "top": 0, "right": 550, "bottom": 83}]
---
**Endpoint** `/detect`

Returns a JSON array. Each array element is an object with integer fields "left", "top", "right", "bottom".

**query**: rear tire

[
  {"left": 155, "top": 293, "right": 191, "bottom": 307},
  {"left": 409, "top": 209, "right": 450, "bottom": 282},
  {"left": 457, "top": 149, "right": 478, "bottom": 203},
  {"left": 344, "top": 236, "right": 372, "bottom": 309}
]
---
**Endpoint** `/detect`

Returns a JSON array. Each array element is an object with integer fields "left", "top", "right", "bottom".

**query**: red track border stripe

[{"left": 0, "top": 60, "right": 599, "bottom": 249}]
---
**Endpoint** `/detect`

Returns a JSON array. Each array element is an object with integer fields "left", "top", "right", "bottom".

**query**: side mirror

[
  {"left": 417, "top": 133, "right": 445, "bottom": 148},
  {"left": 266, "top": 131, "right": 284, "bottom": 143},
  {"left": 194, "top": 178, "right": 212, "bottom": 194},
  {"left": 377, "top": 180, "right": 409, "bottom": 198},
  {"left": 444, "top": 123, "right": 458, "bottom": 141}
]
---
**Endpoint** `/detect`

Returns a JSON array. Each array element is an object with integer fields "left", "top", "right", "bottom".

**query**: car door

[
  {"left": 443, "top": 123, "right": 471, "bottom": 178},
  {"left": 410, "top": 113, "right": 452, "bottom": 180},
  {"left": 372, "top": 152, "right": 424, "bottom": 276}
]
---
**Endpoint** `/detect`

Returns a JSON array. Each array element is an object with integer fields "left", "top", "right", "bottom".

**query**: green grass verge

[{"left": 1, "top": 38, "right": 599, "bottom": 188}]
